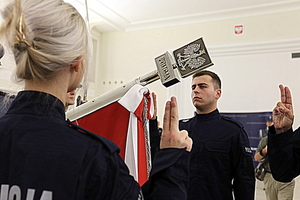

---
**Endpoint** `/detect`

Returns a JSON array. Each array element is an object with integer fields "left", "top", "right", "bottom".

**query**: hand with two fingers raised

[
  {"left": 160, "top": 96, "right": 192, "bottom": 152},
  {"left": 273, "top": 84, "right": 294, "bottom": 134}
]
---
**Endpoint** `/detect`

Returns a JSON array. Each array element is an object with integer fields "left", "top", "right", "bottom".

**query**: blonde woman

[{"left": 0, "top": 0, "right": 192, "bottom": 199}]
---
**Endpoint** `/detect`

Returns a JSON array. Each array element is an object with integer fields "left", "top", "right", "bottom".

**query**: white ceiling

[{"left": 65, "top": 0, "right": 300, "bottom": 33}]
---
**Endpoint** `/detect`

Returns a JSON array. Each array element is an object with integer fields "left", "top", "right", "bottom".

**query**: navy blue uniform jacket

[
  {"left": 268, "top": 126, "right": 300, "bottom": 183},
  {"left": 0, "top": 91, "right": 191, "bottom": 200},
  {"left": 150, "top": 109, "right": 255, "bottom": 200}
]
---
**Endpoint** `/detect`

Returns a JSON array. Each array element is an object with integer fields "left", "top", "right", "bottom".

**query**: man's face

[
  {"left": 191, "top": 75, "right": 221, "bottom": 113},
  {"left": 66, "top": 90, "right": 76, "bottom": 106},
  {"left": 266, "top": 120, "right": 274, "bottom": 127}
]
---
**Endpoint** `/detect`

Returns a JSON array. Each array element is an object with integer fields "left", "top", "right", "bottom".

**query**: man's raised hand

[
  {"left": 160, "top": 96, "right": 192, "bottom": 152},
  {"left": 273, "top": 84, "right": 294, "bottom": 134}
]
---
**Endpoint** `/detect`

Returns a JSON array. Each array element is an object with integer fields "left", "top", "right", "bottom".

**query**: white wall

[{"left": 87, "top": 10, "right": 300, "bottom": 126}]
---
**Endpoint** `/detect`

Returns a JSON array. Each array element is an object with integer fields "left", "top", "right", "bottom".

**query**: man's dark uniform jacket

[
  {"left": 150, "top": 109, "right": 255, "bottom": 200},
  {"left": 269, "top": 126, "right": 300, "bottom": 183}
]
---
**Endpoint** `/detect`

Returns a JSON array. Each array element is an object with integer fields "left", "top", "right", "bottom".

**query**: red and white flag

[{"left": 71, "top": 84, "right": 153, "bottom": 185}]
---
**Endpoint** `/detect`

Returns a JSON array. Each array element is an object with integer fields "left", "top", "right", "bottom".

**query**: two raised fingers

[
  {"left": 280, "top": 84, "right": 292, "bottom": 106},
  {"left": 160, "top": 96, "right": 193, "bottom": 152}
]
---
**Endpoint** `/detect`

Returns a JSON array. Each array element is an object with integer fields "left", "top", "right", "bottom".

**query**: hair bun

[{"left": 14, "top": 41, "right": 28, "bottom": 52}]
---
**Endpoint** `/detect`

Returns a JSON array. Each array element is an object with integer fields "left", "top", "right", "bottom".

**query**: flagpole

[{"left": 66, "top": 70, "right": 160, "bottom": 121}]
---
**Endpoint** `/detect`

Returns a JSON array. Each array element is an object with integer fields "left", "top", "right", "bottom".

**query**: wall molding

[
  {"left": 208, "top": 38, "right": 300, "bottom": 57},
  {"left": 88, "top": 0, "right": 300, "bottom": 33}
]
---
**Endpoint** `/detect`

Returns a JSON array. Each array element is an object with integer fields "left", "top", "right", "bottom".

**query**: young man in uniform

[{"left": 150, "top": 70, "right": 255, "bottom": 200}]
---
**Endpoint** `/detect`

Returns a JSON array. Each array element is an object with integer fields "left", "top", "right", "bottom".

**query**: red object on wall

[{"left": 234, "top": 24, "right": 244, "bottom": 35}]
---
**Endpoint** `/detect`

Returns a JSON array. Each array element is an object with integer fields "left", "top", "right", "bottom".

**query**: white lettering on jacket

[{"left": 0, "top": 185, "right": 52, "bottom": 200}]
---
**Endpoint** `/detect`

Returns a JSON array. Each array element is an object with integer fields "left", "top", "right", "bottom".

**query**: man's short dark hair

[{"left": 192, "top": 70, "right": 221, "bottom": 89}]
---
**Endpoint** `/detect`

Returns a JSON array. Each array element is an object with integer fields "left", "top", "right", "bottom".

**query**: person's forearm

[
  {"left": 254, "top": 151, "right": 263, "bottom": 161},
  {"left": 142, "top": 149, "right": 191, "bottom": 200}
]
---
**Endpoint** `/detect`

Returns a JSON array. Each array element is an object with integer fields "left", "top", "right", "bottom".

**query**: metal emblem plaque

[
  {"left": 155, "top": 51, "right": 180, "bottom": 87},
  {"left": 173, "top": 38, "right": 213, "bottom": 78}
]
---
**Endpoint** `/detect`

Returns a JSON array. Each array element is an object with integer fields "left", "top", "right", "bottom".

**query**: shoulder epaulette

[
  {"left": 67, "top": 120, "right": 119, "bottom": 154},
  {"left": 221, "top": 116, "right": 244, "bottom": 128}
]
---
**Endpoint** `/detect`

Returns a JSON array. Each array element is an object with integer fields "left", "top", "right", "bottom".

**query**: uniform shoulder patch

[
  {"left": 244, "top": 146, "right": 252, "bottom": 154},
  {"left": 180, "top": 117, "right": 193, "bottom": 123},
  {"left": 221, "top": 116, "right": 244, "bottom": 128},
  {"left": 67, "top": 120, "right": 119, "bottom": 154}
]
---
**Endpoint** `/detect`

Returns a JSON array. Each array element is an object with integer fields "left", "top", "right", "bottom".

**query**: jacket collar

[{"left": 7, "top": 90, "right": 65, "bottom": 120}]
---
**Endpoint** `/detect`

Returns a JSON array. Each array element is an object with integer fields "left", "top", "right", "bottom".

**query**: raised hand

[
  {"left": 273, "top": 84, "right": 294, "bottom": 134},
  {"left": 160, "top": 96, "right": 193, "bottom": 152},
  {"left": 150, "top": 92, "right": 157, "bottom": 120}
]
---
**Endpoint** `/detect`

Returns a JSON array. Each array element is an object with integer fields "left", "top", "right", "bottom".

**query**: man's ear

[{"left": 215, "top": 89, "right": 222, "bottom": 99}]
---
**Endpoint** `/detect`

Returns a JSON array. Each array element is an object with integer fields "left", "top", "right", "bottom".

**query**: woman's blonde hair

[{"left": 0, "top": 0, "right": 92, "bottom": 82}]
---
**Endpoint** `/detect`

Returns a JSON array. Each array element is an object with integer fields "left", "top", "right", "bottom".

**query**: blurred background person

[
  {"left": 65, "top": 90, "right": 75, "bottom": 111},
  {"left": 0, "top": 91, "right": 15, "bottom": 118},
  {"left": 259, "top": 116, "right": 274, "bottom": 138}
]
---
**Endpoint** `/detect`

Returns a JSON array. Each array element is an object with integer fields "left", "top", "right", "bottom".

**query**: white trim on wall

[{"left": 208, "top": 38, "right": 300, "bottom": 57}]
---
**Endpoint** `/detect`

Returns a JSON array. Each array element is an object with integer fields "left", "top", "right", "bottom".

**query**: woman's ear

[
  {"left": 73, "top": 62, "right": 80, "bottom": 72},
  {"left": 71, "top": 56, "right": 82, "bottom": 72}
]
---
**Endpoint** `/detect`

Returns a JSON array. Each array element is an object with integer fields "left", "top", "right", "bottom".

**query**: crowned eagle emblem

[{"left": 176, "top": 43, "right": 206, "bottom": 71}]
